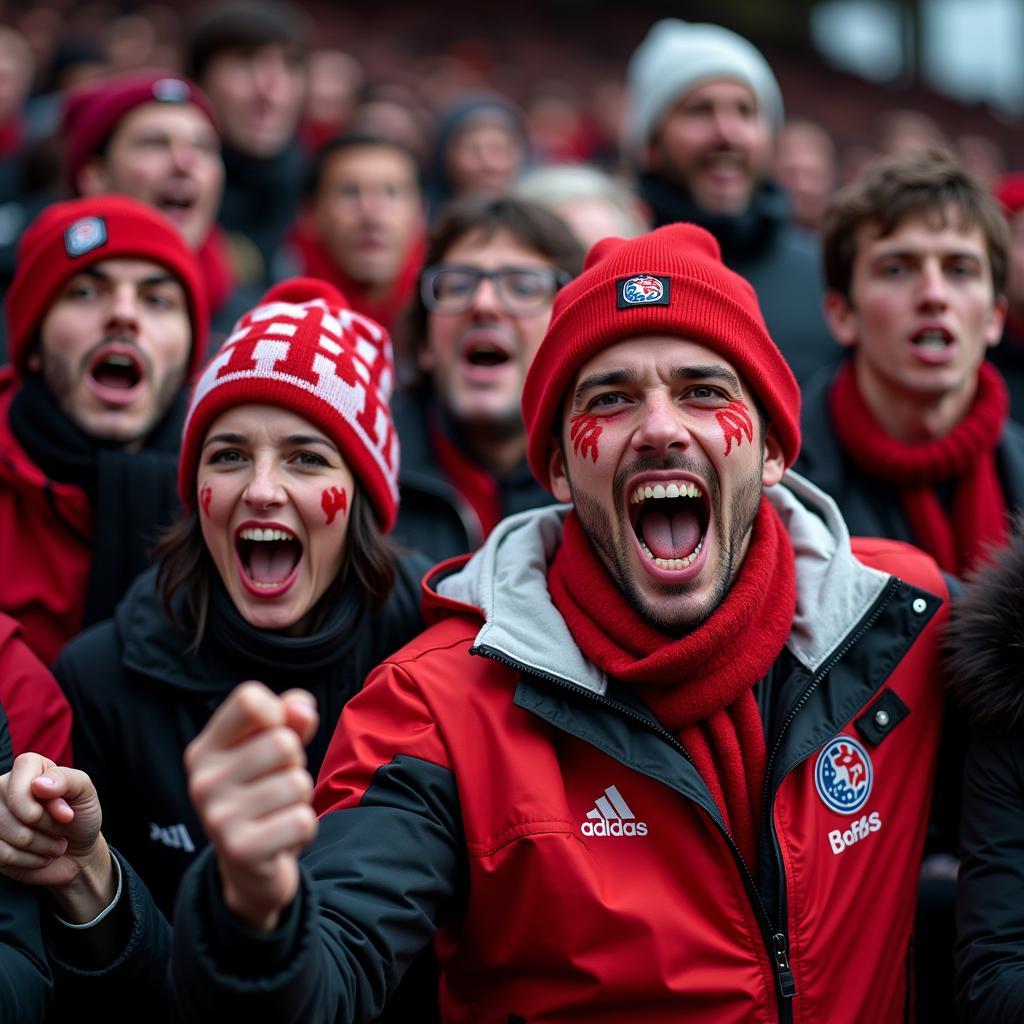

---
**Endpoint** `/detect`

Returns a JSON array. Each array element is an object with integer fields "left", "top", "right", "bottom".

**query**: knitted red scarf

[
  {"left": 547, "top": 498, "right": 796, "bottom": 870},
  {"left": 287, "top": 224, "right": 425, "bottom": 334},
  {"left": 829, "top": 360, "right": 1009, "bottom": 575},
  {"left": 429, "top": 412, "right": 501, "bottom": 540}
]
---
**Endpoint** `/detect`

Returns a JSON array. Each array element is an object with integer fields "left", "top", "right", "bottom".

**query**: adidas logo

[{"left": 580, "top": 785, "right": 649, "bottom": 837}]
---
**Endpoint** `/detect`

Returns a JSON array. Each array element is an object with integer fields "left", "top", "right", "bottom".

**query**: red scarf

[
  {"left": 287, "top": 224, "right": 425, "bottom": 334},
  {"left": 429, "top": 413, "right": 501, "bottom": 541},
  {"left": 547, "top": 499, "right": 796, "bottom": 870},
  {"left": 829, "top": 360, "right": 1009, "bottom": 575},
  {"left": 197, "top": 226, "right": 237, "bottom": 317}
]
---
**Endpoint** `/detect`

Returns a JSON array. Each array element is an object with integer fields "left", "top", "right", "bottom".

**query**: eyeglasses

[{"left": 420, "top": 264, "right": 571, "bottom": 315}]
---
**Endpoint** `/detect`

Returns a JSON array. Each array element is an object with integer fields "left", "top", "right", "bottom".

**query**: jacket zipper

[
  {"left": 472, "top": 644, "right": 794, "bottom": 1019},
  {"left": 474, "top": 575, "right": 900, "bottom": 1023},
  {"left": 756, "top": 574, "right": 900, "bottom": 1016}
]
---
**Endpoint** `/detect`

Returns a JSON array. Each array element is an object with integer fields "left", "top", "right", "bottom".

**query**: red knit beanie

[
  {"left": 522, "top": 222, "right": 801, "bottom": 489},
  {"left": 63, "top": 71, "right": 218, "bottom": 194},
  {"left": 5, "top": 194, "right": 209, "bottom": 375},
  {"left": 178, "top": 278, "right": 400, "bottom": 531}
]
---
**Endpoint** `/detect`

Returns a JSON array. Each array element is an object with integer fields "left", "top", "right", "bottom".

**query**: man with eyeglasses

[{"left": 393, "top": 195, "right": 584, "bottom": 561}]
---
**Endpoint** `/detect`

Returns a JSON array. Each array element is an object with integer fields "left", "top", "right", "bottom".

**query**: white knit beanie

[{"left": 623, "top": 19, "right": 784, "bottom": 165}]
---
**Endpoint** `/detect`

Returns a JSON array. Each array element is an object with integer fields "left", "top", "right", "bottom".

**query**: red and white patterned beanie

[{"left": 178, "top": 277, "right": 399, "bottom": 531}]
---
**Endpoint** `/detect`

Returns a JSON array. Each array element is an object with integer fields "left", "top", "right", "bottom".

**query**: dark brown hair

[
  {"left": 153, "top": 484, "right": 395, "bottom": 650},
  {"left": 821, "top": 148, "right": 1009, "bottom": 299},
  {"left": 397, "top": 195, "right": 585, "bottom": 384}
]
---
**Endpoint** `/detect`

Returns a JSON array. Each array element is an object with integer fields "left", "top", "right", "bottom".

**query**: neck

[
  {"left": 468, "top": 429, "right": 527, "bottom": 476},
  {"left": 853, "top": 359, "right": 977, "bottom": 443}
]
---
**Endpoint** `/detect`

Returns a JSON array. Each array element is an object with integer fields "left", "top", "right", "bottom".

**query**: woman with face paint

[{"left": 0, "top": 279, "right": 432, "bottom": 1017}]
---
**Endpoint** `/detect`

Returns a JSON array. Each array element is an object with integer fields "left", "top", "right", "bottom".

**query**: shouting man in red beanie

[
  {"left": 118, "top": 222, "right": 949, "bottom": 1021},
  {"left": 1, "top": 194, "right": 207, "bottom": 663},
  {"left": 62, "top": 70, "right": 256, "bottom": 335}
]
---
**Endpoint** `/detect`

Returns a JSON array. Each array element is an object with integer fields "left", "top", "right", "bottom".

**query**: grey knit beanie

[{"left": 623, "top": 19, "right": 784, "bottom": 164}]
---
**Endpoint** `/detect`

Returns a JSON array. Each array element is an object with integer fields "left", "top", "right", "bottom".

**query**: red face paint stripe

[
  {"left": 570, "top": 414, "right": 602, "bottom": 463},
  {"left": 200, "top": 486, "right": 212, "bottom": 517},
  {"left": 321, "top": 486, "right": 348, "bottom": 525},
  {"left": 715, "top": 399, "right": 753, "bottom": 457}
]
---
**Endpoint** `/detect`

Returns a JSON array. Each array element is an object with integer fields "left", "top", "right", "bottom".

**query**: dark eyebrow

[
  {"left": 283, "top": 434, "right": 339, "bottom": 453},
  {"left": 670, "top": 365, "right": 742, "bottom": 391},
  {"left": 202, "top": 432, "right": 246, "bottom": 449},
  {"left": 75, "top": 268, "right": 179, "bottom": 288},
  {"left": 573, "top": 368, "right": 640, "bottom": 403}
]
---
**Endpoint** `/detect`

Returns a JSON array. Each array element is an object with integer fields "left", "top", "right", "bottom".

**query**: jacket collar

[{"left": 434, "top": 471, "right": 890, "bottom": 692}]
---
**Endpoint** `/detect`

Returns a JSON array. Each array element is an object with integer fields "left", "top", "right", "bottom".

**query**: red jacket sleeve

[{"left": 0, "top": 612, "right": 72, "bottom": 765}]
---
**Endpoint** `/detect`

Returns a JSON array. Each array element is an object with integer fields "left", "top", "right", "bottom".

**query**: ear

[
  {"left": 77, "top": 158, "right": 110, "bottom": 196},
  {"left": 823, "top": 289, "right": 859, "bottom": 350},
  {"left": 548, "top": 437, "right": 572, "bottom": 503},
  {"left": 986, "top": 294, "right": 1008, "bottom": 348},
  {"left": 761, "top": 424, "right": 786, "bottom": 489}
]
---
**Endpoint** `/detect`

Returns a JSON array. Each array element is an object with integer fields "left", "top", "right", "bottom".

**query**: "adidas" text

[{"left": 581, "top": 819, "right": 649, "bottom": 837}]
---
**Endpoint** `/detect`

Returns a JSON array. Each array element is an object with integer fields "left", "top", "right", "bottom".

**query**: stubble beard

[{"left": 568, "top": 452, "right": 764, "bottom": 636}]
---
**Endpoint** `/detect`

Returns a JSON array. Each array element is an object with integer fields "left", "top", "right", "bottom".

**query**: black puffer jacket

[
  {"left": 0, "top": 701, "right": 52, "bottom": 1022},
  {"left": 53, "top": 553, "right": 428, "bottom": 919},
  {"left": 946, "top": 528, "right": 1024, "bottom": 1021},
  {"left": 391, "top": 389, "right": 555, "bottom": 563}
]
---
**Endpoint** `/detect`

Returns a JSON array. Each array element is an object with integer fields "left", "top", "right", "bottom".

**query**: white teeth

[
  {"left": 630, "top": 480, "right": 703, "bottom": 504},
  {"left": 238, "top": 527, "right": 296, "bottom": 542},
  {"left": 639, "top": 538, "right": 703, "bottom": 569}
]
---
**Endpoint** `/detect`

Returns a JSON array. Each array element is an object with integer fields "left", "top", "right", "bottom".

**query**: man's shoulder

[{"left": 849, "top": 536, "right": 948, "bottom": 597}]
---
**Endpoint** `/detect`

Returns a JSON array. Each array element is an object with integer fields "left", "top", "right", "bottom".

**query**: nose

[
  {"left": 252, "top": 51, "right": 288, "bottom": 100},
  {"left": 107, "top": 284, "right": 141, "bottom": 332},
  {"left": 243, "top": 455, "right": 286, "bottom": 509},
  {"left": 468, "top": 273, "right": 502, "bottom": 316},
  {"left": 169, "top": 137, "right": 198, "bottom": 173},
  {"left": 631, "top": 390, "right": 693, "bottom": 456},
  {"left": 917, "top": 258, "right": 949, "bottom": 310}
]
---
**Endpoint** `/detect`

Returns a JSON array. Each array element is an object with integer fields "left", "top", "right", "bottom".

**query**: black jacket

[
  {"left": 391, "top": 389, "right": 555, "bottom": 563},
  {"left": 0, "top": 701, "right": 52, "bottom": 1022},
  {"left": 795, "top": 367, "right": 1024, "bottom": 544},
  {"left": 945, "top": 528, "right": 1024, "bottom": 1021},
  {"left": 638, "top": 174, "right": 837, "bottom": 388},
  {"left": 52, "top": 554, "right": 428, "bottom": 919}
]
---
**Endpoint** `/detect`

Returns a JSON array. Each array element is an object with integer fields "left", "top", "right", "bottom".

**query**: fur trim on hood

[{"left": 945, "top": 525, "right": 1024, "bottom": 731}]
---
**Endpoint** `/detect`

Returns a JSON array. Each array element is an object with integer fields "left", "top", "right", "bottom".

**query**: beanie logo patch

[
  {"left": 152, "top": 78, "right": 190, "bottom": 103},
  {"left": 617, "top": 274, "right": 670, "bottom": 309},
  {"left": 64, "top": 217, "right": 107, "bottom": 258}
]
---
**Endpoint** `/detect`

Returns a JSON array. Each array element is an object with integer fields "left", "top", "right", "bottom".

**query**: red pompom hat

[
  {"left": 62, "top": 71, "right": 218, "bottom": 194},
  {"left": 178, "top": 278, "right": 400, "bottom": 532},
  {"left": 522, "top": 222, "right": 801, "bottom": 490},
  {"left": 5, "top": 194, "right": 209, "bottom": 374}
]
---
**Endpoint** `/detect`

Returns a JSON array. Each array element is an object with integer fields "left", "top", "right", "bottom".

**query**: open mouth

[
  {"left": 910, "top": 327, "right": 954, "bottom": 350},
  {"left": 235, "top": 525, "right": 303, "bottom": 592},
  {"left": 463, "top": 341, "right": 512, "bottom": 368},
  {"left": 628, "top": 479, "right": 709, "bottom": 570},
  {"left": 88, "top": 349, "right": 143, "bottom": 392}
]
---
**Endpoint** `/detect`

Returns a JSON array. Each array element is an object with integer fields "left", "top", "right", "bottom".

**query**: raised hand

[
  {"left": 185, "top": 682, "right": 319, "bottom": 932},
  {"left": 0, "top": 753, "right": 115, "bottom": 919}
]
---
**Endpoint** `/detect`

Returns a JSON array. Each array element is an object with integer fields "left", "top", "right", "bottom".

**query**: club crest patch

[
  {"left": 64, "top": 217, "right": 107, "bottom": 258},
  {"left": 617, "top": 274, "right": 670, "bottom": 309},
  {"left": 814, "top": 735, "right": 873, "bottom": 815}
]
